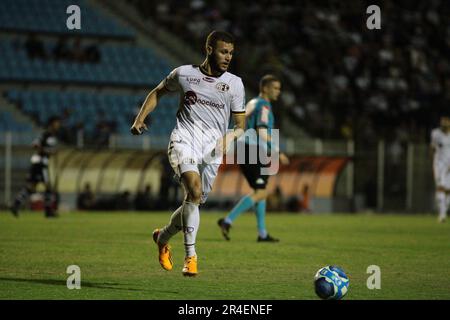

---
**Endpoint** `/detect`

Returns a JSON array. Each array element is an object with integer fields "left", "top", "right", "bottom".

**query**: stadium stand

[
  {"left": 0, "top": 0, "right": 439, "bottom": 213},
  {"left": 5, "top": 90, "right": 178, "bottom": 140},
  {"left": 0, "top": 0, "right": 175, "bottom": 144},
  {"left": 0, "top": 38, "right": 172, "bottom": 86},
  {"left": 0, "top": 0, "right": 134, "bottom": 38},
  {"left": 126, "top": 0, "right": 450, "bottom": 143},
  {"left": 0, "top": 110, "right": 34, "bottom": 132}
]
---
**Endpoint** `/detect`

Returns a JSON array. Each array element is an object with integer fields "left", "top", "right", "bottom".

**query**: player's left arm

[
  {"left": 231, "top": 111, "right": 246, "bottom": 138},
  {"left": 219, "top": 78, "right": 246, "bottom": 153},
  {"left": 219, "top": 112, "right": 246, "bottom": 154}
]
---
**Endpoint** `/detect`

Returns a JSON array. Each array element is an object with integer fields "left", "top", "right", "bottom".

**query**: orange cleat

[
  {"left": 152, "top": 229, "right": 173, "bottom": 271},
  {"left": 182, "top": 255, "right": 198, "bottom": 277}
]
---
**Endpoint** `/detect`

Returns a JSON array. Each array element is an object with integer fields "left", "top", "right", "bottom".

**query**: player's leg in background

[
  {"left": 218, "top": 193, "right": 256, "bottom": 241},
  {"left": 11, "top": 181, "right": 36, "bottom": 217},
  {"left": 433, "top": 163, "right": 448, "bottom": 222},
  {"left": 224, "top": 193, "right": 256, "bottom": 224},
  {"left": 251, "top": 188, "right": 279, "bottom": 242},
  {"left": 219, "top": 187, "right": 275, "bottom": 241},
  {"left": 220, "top": 164, "right": 259, "bottom": 227},
  {"left": 444, "top": 169, "right": 450, "bottom": 222},
  {"left": 445, "top": 190, "right": 450, "bottom": 220},
  {"left": 435, "top": 186, "right": 447, "bottom": 223},
  {"left": 253, "top": 189, "right": 268, "bottom": 239},
  {"left": 42, "top": 167, "right": 57, "bottom": 218},
  {"left": 443, "top": 188, "right": 450, "bottom": 222}
]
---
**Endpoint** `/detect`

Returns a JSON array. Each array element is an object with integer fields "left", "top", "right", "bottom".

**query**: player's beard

[{"left": 208, "top": 53, "right": 226, "bottom": 75}]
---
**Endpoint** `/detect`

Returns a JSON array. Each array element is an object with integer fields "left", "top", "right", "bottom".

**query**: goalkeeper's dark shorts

[
  {"left": 27, "top": 163, "right": 50, "bottom": 184},
  {"left": 239, "top": 143, "right": 270, "bottom": 190}
]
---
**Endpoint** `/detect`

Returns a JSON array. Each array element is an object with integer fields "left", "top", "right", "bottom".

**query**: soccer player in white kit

[
  {"left": 130, "top": 31, "right": 246, "bottom": 276},
  {"left": 430, "top": 115, "right": 450, "bottom": 223}
]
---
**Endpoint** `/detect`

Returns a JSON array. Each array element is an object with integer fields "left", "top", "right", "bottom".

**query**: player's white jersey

[
  {"left": 164, "top": 65, "right": 245, "bottom": 142},
  {"left": 431, "top": 128, "right": 450, "bottom": 165}
]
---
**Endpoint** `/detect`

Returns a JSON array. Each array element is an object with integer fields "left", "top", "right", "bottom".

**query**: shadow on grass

[{"left": 0, "top": 277, "right": 177, "bottom": 294}]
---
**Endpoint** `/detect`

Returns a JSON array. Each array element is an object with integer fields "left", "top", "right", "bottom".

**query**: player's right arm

[
  {"left": 32, "top": 135, "right": 46, "bottom": 154},
  {"left": 255, "top": 105, "right": 289, "bottom": 165},
  {"left": 130, "top": 81, "right": 170, "bottom": 135},
  {"left": 131, "top": 67, "right": 180, "bottom": 135},
  {"left": 257, "top": 127, "right": 289, "bottom": 165}
]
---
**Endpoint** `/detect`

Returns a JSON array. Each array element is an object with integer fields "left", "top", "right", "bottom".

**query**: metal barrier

[{"left": 1, "top": 131, "right": 435, "bottom": 213}]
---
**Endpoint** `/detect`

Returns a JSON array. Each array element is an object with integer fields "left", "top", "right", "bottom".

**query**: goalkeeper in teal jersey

[{"left": 218, "top": 75, "right": 289, "bottom": 242}]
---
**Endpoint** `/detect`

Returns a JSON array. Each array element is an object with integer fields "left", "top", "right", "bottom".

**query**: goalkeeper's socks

[
  {"left": 226, "top": 195, "right": 255, "bottom": 223},
  {"left": 44, "top": 191, "right": 57, "bottom": 217},
  {"left": 255, "top": 200, "right": 267, "bottom": 238}
]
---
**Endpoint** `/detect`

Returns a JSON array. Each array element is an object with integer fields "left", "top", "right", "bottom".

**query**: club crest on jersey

[
  {"left": 183, "top": 91, "right": 197, "bottom": 105},
  {"left": 216, "top": 82, "right": 230, "bottom": 92},
  {"left": 186, "top": 77, "right": 200, "bottom": 85},
  {"left": 202, "top": 76, "right": 215, "bottom": 83}
]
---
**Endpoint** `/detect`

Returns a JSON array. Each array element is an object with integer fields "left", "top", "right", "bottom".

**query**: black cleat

[
  {"left": 217, "top": 218, "right": 231, "bottom": 241},
  {"left": 45, "top": 210, "right": 59, "bottom": 218},
  {"left": 257, "top": 234, "right": 280, "bottom": 242},
  {"left": 10, "top": 206, "right": 19, "bottom": 218}
]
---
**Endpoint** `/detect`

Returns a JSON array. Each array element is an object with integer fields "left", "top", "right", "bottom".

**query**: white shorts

[
  {"left": 433, "top": 161, "right": 450, "bottom": 189},
  {"left": 167, "top": 129, "right": 222, "bottom": 204}
]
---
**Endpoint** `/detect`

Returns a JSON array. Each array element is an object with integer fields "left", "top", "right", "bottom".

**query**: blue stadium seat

[
  {"left": 0, "top": 111, "right": 33, "bottom": 132},
  {"left": 0, "top": 38, "right": 172, "bottom": 86},
  {"left": 0, "top": 0, "right": 134, "bottom": 38}
]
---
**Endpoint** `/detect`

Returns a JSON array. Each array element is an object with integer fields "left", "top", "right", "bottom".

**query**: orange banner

[{"left": 211, "top": 156, "right": 349, "bottom": 199}]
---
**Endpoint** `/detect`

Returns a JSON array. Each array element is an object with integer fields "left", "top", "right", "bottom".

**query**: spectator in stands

[
  {"left": 84, "top": 43, "right": 101, "bottom": 63},
  {"left": 267, "top": 186, "right": 284, "bottom": 212},
  {"left": 94, "top": 111, "right": 112, "bottom": 147},
  {"left": 52, "top": 37, "right": 71, "bottom": 61},
  {"left": 71, "top": 37, "right": 85, "bottom": 62},
  {"left": 25, "top": 34, "right": 47, "bottom": 60},
  {"left": 299, "top": 185, "right": 311, "bottom": 213},
  {"left": 77, "top": 183, "right": 95, "bottom": 210},
  {"left": 157, "top": 158, "right": 179, "bottom": 209},
  {"left": 57, "top": 107, "right": 74, "bottom": 144},
  {"left": 340, "top": 115, "right": 354, "bottom": 140},
  {"left": 116, "top": 190, "right": 132, "bottom": 210},
  {"left": 126, "top": 0, "right": 450, "bottom": 143},
  {"left": 134, "top": 184, "right": 155, "bottom": 211}
]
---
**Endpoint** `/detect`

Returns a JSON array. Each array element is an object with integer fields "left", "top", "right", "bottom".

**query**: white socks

[
  {"left": 156, "top": 201, "right": 200, "bottom": 258},
  {"left": 436, "top": 191, "right": 448, "bottom": 220},
  {"left": 158, "top": 205, "right": 183, "bottom": 245},
  {"left": 182, "top": 201, "right": 200, "bottom": 258},
  {"left": 446, "top": 194, "right": 450, "bottom": 213}
]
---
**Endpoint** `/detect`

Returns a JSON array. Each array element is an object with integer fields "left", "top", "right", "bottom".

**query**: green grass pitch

[{"left": 0, "top": 211, "right": 449, "bottom": 300}]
